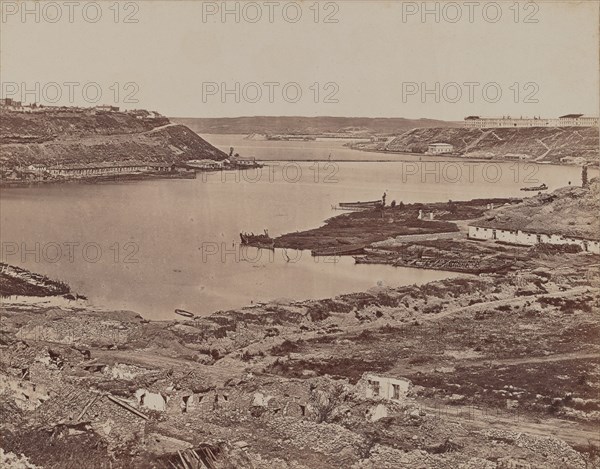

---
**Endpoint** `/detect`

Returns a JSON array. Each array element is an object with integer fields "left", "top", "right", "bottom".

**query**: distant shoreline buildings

[
  {"left": 464, "top": 114, "right": 599, "bottom": 129},
  {"left": 0, "top": 98, "right": 162, "bottom": 119}
]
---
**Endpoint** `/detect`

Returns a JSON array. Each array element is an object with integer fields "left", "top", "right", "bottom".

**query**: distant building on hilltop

[
  {"left": 1, "top": 99, "right": 97, "bottom": 113},
  {"left": 127, "top": 109, "right": 150, "bottom": 119},
  {"left": 557, "top": 114, "right": 598, "bottom": 126},
  {"left": 126, "top": 109, "right": 162, "bottom": 119},
  {"left": 0, "top": 98, "right": 23, "bottom": 110},
  {"left": 464, "top": 114, "right": 599, "bottom": 128},
  {"left": 95, "top": 105, "right": 120, "bottom": 112}
]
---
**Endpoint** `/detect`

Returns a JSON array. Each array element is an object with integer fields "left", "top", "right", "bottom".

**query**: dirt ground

[{"left": 1, "top": 252, "right": 598, "bottom": 468}]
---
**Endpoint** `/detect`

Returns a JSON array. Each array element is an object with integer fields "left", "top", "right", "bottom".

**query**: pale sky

[{"left": 1, "top": 0, "right": 598, "bottom": 120}]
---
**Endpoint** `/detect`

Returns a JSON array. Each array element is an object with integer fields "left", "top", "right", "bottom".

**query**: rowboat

[
  {"left": 520, "top": 183, "right": 547, "bottom": 191},
  {"left": 175, "top": 309, "right": 194, "bottom": 318},
  {"left": 334, "top": 200, "right": 383, "bottom": 211},
  {"left": 339, "top": 200, "right": 382, "bottom": 208}
]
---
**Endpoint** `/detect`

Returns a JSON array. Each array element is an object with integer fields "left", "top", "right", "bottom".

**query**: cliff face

[
  {"left": 382, "top": 127, "right": 600, "bottom": 164},
  {"left": 0, "top": 110, "right": 227, "bottom": 169}
]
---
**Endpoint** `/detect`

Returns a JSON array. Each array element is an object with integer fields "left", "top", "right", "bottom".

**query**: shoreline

[
  {"left": 341, "top": 146, "right": 600, "bottom": 168},
  {"left": 0, "top": 165, "right": 266, "bottom": 189},
  {"left": 0, "top": 170, "right": 196, "bottom": 189},
  {"left": 1, "top": 157, "right": 594, "bottom": 191},
  {"left": 261, "top": 157, "right": 596, "bottom": 168}
]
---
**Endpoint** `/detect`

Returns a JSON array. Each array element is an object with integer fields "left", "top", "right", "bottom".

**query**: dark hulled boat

[
  {"left": 240, "top": 230, "right": 275, "bottom": 249},
  {"left": 520, "top": 183, "right": 548, "bottom": 191},
  {"left": 175, "top": 309, "right": 194, "bottom": 318},
  {"left": 335, "top": 200, "right": 383, "bottom": 211}
]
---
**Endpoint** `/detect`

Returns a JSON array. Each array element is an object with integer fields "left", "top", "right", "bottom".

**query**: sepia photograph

[{"left": 0, "top": 1, "right": 599, "bottom": 467}]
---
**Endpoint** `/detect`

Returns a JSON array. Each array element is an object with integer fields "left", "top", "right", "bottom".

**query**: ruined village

[{"left": 2, "top": 2, "right": 600, "bottom": 468}]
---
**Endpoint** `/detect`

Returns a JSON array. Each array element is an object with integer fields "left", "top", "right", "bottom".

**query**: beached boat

[
  {"left": 240, "top": 230, "right": 275, "bottom": 249},
  {"left": 520, "top": 183, "right": 547, "bottom": 191},
  {"left": 334, "top": 200, "right": 383, "bottom": 211},
  {"left": 174, "top": 309, "right": 194, "bottom": 318},
  {"left": 339, "top": 200, "right": 382, "bottom": 208}
]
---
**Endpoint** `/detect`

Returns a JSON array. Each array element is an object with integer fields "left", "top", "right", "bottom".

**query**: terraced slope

[{"left": 0, "top": 110, "right": 227, "bottom": 169}]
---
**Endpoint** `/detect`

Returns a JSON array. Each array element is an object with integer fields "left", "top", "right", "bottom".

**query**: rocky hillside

[
  {"left": 369, "top": 127, "right": 599, "bottom": 165},
  {"left": 476, "top": 178, "right": 600, "bottom": 239},
  {"left": 0, "top": 110, "right": 227, "bottom": 169}
]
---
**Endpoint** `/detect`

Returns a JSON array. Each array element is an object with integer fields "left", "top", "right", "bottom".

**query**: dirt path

[
  {"left": 144, "top": 123, "right": 180, "bottom": 134},
  {"left": 408, "top": 351, "right": 600, "bottom": 375},
  {"left": 92, "top": 349, "right": 245, "bottom": 384},
  {"left": 463, "top": 129, "right": 492, "bottom": 152},
  {"left": 469, "top": 351, "right": 599, "bottom": 368},
  {"left": 419, "top": 401, "right": 600, "bottom": 446},
  {"left": 425, "top": 286, "right": 590, "bottom": 323},
  {"left": 534, "top": 138, "right": 552, "bottom": 161}
]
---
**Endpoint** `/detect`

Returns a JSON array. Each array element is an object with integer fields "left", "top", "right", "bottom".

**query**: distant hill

[
  {"left": 0, "top": 110, "right": 227, "bottom": 169},
  {"left": 171, "top": 116, "right": 459, "bottom": 135},
  {"left": 355, "top": 126, "right": 599, "bottom": 165}
]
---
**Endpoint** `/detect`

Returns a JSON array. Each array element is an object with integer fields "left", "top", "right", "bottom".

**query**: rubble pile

[
  {"left": 477, "top": 430, "right": 587, "bottom": 468},
  {"left": 0, "top": 448, "right": 41, "bottom": 469}
]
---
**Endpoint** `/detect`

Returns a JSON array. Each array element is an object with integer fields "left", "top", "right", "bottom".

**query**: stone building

[
  {"left": 427, "top": 143, "right": 454, "bottom": 154},
  {"left": 464, "top": 114, "right": 599, "bottom": 128},
  {"left": 468, "top": 225, "right": 600, "bottom": 254},
  {"left": 47, "top": 161, "right": 171, "bottom": 177},
  {"left": 359, "top": 373, "right": 412, "bottom": 401}
]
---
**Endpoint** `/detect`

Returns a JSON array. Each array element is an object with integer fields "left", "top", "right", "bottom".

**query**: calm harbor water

[{"left": 1, "top": 136, "right": 594, "bottom": 319}]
